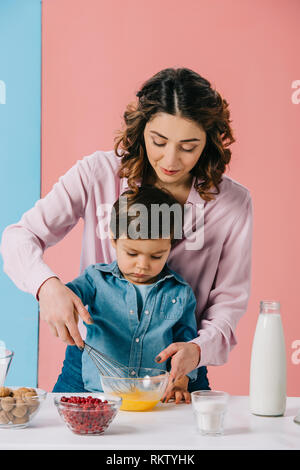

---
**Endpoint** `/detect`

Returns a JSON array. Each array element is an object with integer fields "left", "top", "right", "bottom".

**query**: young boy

[{"left": 64, "top": 185, "right": 199, "bottom": 403}]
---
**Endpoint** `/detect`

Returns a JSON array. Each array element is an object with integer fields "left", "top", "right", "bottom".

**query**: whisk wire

[{"left": 83, "top": 342, "right": 134, "bottom": 394}]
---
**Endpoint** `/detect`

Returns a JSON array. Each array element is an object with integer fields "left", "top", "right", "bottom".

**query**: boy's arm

[{"left": 65, "top": 270, "right": 96, "bottom": 312}]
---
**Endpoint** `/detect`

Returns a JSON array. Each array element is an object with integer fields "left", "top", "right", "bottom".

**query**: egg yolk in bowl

[{"left": 112, "top": 387, "right": 161, "bottom": 411}]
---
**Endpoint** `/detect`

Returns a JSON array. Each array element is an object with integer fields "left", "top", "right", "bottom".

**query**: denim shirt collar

[{"left": 94, "top": 260, "right": 189, "bottom": 287}]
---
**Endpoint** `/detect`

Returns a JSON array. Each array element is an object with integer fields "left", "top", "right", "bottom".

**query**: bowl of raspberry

[{"left": 54, "top": 393, "right": 122, "bottom": 435}]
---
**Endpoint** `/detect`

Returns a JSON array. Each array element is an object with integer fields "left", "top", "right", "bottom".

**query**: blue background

[{"left": 0, "top": 0, "right": 41, "bottom": 386}]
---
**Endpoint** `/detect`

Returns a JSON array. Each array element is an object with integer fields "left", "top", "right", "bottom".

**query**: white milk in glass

[
  {"left": 193, "top": 401, "right": 227, "bottom": 434},
  {"left": 249, "top": 301, "right": 286, "bottom": 416}
]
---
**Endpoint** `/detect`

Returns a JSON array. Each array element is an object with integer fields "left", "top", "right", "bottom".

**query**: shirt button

[
  {"left": 172, "top": 299, "right": 176, "bottom": 304},
  {"left": 135, "top": 338, "right": 140, "bottom": 343},
  {"left": 129, "top": 310, "right": 134, "bottom": 314},
  {"left": 145, "top": 310, "right": 150, "bottom": 315},
  {"left": 131, "top": 370, "right": 136, "bottom": 375}
]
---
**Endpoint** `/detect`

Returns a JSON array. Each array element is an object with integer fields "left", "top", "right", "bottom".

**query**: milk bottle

[{"left": 249, "top": 301, "right": 286, "bottom": 416}]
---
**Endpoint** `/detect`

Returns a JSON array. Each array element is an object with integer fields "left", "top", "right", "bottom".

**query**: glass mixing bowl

[
  {"left": 101, "top": 368, "right": 169, "bottom": 411},
  {"left": 54, "top": 393, "right": 122, "bottom": 435},
  {"left": 0, "top": 387, "right": 47, "bottom": 429}
]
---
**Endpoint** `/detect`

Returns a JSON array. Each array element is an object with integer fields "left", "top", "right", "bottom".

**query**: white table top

[{"left": 1, "top": 394, "right": 300, "bottom": 450}]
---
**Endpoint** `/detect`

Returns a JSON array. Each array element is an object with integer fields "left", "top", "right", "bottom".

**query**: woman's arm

[
  {"left": 171, "top": 287, "right": 199, "bottom": 382},
  {"left": 0, "top": 154, "right": 95, "bottom": 299},
  {"left": 160, "top": 287, "right": 199, "bottom": 404},
  {"left": 0, "top": 153, "right": 97, "bottom": 346},
  {"left": 156, "top": 194, "right": 253, "bottom": 376},
  {"left": 190, "top": 194, "right": 253, "bottom": 367}
]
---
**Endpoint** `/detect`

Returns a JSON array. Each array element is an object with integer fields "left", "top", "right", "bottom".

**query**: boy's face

[{"left": 110, "top": 236, "right": 171, "bottom": 285}]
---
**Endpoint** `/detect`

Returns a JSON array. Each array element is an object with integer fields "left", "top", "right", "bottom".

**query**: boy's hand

[{"left": 161, "top": 375, "right": 191, "bottom": 404}]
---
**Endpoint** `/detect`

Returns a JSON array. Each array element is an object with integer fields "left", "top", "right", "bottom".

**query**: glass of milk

[
  {"left": 0, "top": 341, "right": 14, "bottom": 387},
  {"left": 191, "top": 390, "right": 229, "bottom": 436}
]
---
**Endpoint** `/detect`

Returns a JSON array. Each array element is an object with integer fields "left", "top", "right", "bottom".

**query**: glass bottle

[{"left": 249, "top": 301, "right": 286, "bottom": 416}]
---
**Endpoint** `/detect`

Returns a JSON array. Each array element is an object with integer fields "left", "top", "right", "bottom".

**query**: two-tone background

[{"left": 0, "top": 0, "right": 299, "bottom": 395}]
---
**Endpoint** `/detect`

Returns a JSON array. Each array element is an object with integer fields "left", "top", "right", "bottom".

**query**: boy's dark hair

[{"left": 110, "top": 185, "right": 184, "bottom": 245}]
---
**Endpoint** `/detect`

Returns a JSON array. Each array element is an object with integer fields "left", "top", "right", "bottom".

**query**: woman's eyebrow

[{"left": 150, "top": 130, "right": 201, "bottom": 142}]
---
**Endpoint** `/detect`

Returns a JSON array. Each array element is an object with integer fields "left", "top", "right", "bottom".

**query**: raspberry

[{"left": 59, "top": 395, "right": 114, "bottom": 434}]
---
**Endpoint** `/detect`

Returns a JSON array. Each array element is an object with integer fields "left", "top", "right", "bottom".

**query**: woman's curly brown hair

[{"left": 113, "top": 68, "right": 235, "bottom": 202}]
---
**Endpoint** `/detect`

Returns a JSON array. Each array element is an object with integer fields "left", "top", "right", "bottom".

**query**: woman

[{"left": 0, "top": 68, "right": 252, "bottom": 400}]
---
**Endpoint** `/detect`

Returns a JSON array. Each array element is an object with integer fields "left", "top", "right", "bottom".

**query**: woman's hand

[
  {"left": 38, "top": 277, "right": 93, "bottom": 348},
  {"left": 155, "top": 342, "right": 201, "bottom": 397},
  {"left": 161, "top": 375, "right": 191, "bottom": 404}
]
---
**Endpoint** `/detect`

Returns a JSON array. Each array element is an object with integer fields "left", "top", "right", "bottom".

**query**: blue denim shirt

[{"left": 65, "top": 260, "right": 198, "bottom": 392}]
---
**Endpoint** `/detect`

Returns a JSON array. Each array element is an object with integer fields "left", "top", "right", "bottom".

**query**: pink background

[{"left": 39, "top": 0, "right": 300, "bottom": 395}]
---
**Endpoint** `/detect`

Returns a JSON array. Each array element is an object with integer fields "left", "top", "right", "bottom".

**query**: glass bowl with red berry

[{"left": 54, "top": 393, "right": 122, "bottom": 435}]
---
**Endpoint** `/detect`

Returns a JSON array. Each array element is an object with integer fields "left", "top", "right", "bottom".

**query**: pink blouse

[{"left": 0, "top": 150, "right": 253, "bottom": 368}]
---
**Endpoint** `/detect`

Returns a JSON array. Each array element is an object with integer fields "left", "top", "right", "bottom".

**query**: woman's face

[{"left": 143, "top": 112, "right": 207, "bottom": 187}]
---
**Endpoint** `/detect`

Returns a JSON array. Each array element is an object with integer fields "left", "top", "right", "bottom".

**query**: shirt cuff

[
  {"left": 186, "top": 368, "right": 198, "bottom": 382},
  {"left": 29, "top": 263, "right": 59, "bottom": 300},
  {"left": 188, "top": 336, "right": 210, "bottom": 368}
]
